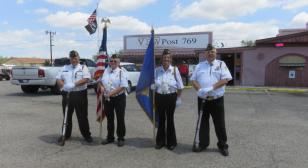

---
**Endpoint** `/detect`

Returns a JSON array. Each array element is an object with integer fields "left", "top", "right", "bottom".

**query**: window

[
  {"left": 86, "top": 59, "right": 97, "bottom": 67},
  {"left": 122, "top": 64, "right": 138, "bottom": 72},
  {"left": 279, "top": 55, "right": 305, "bottom": 67}
]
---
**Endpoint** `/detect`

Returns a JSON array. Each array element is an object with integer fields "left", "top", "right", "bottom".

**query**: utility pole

[{"left": 45, "top": 31, "right": 56, "bottom": 66}]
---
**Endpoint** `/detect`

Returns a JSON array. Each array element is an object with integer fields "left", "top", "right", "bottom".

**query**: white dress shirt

[
  {"left": 154, "top": 65, "right": 184, "bottom": 94},
  {"left": 56, "top": 64, "right": 91, "bottom": 92},
  {"left": 190, "top": 59, "right": 232, "bottom": 98},
  {"left": 100, "top": 67, "right": 128, "bottom": 95}
]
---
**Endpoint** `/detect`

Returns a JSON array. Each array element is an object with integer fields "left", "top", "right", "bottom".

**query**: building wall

[
  {"left": 242, "top": 47, "right": 308, "bottom": 86},
  {"left": 4, "top": 59, "right": 45, "bottom": 66}
]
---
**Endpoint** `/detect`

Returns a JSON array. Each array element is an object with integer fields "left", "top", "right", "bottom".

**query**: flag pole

[
  {"left": 99, "top": 78, "right": 103, "bottom": 144},
  {"left": 99, "top": 100, "right": 103, "bottom": 143},
  {"left": 98, "top": 22, "right": 108, "bottom": 144},
  {"left": 151, "top": 27, "right": 156, "bottom": 143},
  {"left": 95, "top": 1, "right": 102, "bottom": 143}
]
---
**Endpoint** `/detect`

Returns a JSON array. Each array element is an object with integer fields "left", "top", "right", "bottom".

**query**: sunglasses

[{"left": 110, "top": 60, "right": 118, "bottom": 63}]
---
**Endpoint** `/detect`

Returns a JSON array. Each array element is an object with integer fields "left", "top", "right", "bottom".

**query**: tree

[
  {"left": 0, "top": 56, "right": 9, "bottom": 65},
  {"left": 92, "top": 54, "right": 98, "bottom": 61},
  {"left": 241, "top": 40, "right": 255, "bottom": 47},
  {"left": 43, "top": 59, "right": 51, "bottom": 66}
]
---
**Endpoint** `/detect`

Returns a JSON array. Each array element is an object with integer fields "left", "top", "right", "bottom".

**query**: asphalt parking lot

[{"left": 1, "top": 81, "right": 308, "bottom": 168}]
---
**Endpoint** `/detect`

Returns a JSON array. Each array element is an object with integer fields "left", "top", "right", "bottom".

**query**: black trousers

[
  {"left": 155, "top": 92, "right": 177, "bottom": 147},
  {"left": 196, "top": 96, "right": 228, "bottom": 149},
  {"left": 61, "top": 90, "right": 91, "bottom": 138},
  {"left": 181, "top": 74, "right": 189, "bottom": 86},
  {"left": 104, "top": 93, "right": 126, "bottom": 141}
]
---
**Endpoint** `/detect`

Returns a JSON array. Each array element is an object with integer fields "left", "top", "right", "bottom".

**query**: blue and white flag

[{"left": 136, "top": 29, "right": 156, "bottom": 125}]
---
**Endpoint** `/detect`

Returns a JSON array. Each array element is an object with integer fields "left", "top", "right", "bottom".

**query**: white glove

[
  {"left": 201, "top": 86, "right": 214, "bottom": 93},
  {"left": 150, "top": 84, "right": 156, "bottom": 90},
  {"left": 104, "top": 93, "right": 110, "bottom": 101},
  {"left": 176, "top": 97, "right": 182, "bottom": 107},
  {"left": 197, "top": 89, "right": 207, "bottom": 97}
]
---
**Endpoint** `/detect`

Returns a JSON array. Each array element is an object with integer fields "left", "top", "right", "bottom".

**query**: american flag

[
  {"left": 85, "top": 9, "right": 97, "bottom": 35},
  {"left": 87, "top": 9, "right": 97, "bottom": 24},
  {"left": 94, "top": 26, "right": 108, "bottom": 122},
  {"left": 94, "top": 54, "right": 107, "bottom": 122}
]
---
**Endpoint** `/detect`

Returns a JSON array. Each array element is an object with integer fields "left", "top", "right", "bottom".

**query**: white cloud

[
  {"left": 282, "top": 0, "right": 308, "bottom": 10},
  {"left": 0, "top": 29, "right": 96, "bottom": 58},
  {"left": 108, "top": 16, "right": 151, "bottom": 33},
  {"left": 45, "top": 0, "right": 91, "bottom": 7},
  {"left": 2, "top": 21, "right": 9, "bottom": 25},
  {"left": 44, "top": 11, "right": 88, "bottom": 28},
  {"left": 44, "top": 11, "right": 152, "bottom": 33},
  {"left": 34, "top": 8, "right": 49, "bottom": 15},
  {"left": 156, "top": 21, "right": 279, "bottom": 47},
  {"left": 1, "top": 14, "right": 280, "bottom": 58},
  {"left": 0, "top": 29, "right": 47, "bottom": 57},
  {"left": 291, "top": 12, "right": 308, "bottom": 26},
  {"left": 0, "top": 29, "right": 34, "bottom": 44},
  {"left": 100, "top": 17, "right": 279, "bottom": 48},
  {"left": 99, "top": 0, "right": 156, "bottom": 13},
  {"left": 170, "top": 0, "right": 275, "bottom": 20},
  {"left": 16, "top": 0, "right": 24, "bottom": 4}
]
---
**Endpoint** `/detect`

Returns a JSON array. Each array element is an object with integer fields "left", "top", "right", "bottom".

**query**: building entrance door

[{"left": 220, "top": 53, "right": 235, "bottom": 85}]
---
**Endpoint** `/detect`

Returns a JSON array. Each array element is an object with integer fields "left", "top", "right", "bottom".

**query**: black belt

[
  {"left": 201, "top": 95, "right": 223, "bottom": 101},
  {"left": 156, "top": 92, "right": 176, "bottom": 95}
]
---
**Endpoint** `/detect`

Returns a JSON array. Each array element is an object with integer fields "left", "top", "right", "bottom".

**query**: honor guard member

[
  {"left": 190, "top": 44, "right": 232, "bottom": 156},
  {"left": 56, "top": 50, "right": 93, "bottom": 143},
  {"left": 153, "top": 49, "right": 184, "bottom": 150},
  {"left": 98, "top": 54, "right": 128, "bottom": 147}
]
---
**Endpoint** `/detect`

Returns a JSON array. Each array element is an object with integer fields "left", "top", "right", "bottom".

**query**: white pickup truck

[
  {"left": 120, "top": 62, "right": 140, "bottom": 93},
  {"left": 11, "top": 58, "right": 140, "bottom": 94},
  {"left": 11, "top": 58, "right": 97, "bottom": 94}
]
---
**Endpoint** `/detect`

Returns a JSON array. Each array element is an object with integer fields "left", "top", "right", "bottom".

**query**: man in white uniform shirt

[
  {"left": 190, "top": 44, "right": 232, "bottom": 156},
  {"left": 56, "top": 50, "right": 93, "bottom": 144}
]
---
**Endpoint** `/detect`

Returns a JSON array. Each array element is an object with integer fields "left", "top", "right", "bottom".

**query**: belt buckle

[
  {"left": 206, "top": 96, "right": 214, "bottom": 101},
  {"left": 162, "top": 91, "right": 169, "bottom": 94}
]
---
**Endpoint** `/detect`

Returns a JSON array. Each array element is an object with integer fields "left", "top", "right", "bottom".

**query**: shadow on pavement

[
  {"left": 168, "top": 143, "right": 194, "bottom": 155},
  {"left": 172, "top": 146, "right": 221, "bottom": 155},
  {"left": 39, "top": 134, "right": 100, "bottom": 146},
  {"left": 6, "top": 91, "right": 57, "bottom": 97},
  {"left": 124, "top": 137, "right": 154, "bottom": 149}
]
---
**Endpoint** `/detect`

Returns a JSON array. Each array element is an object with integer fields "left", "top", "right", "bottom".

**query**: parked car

[
  {"left": 120, "top": 62, "right": 140, "bottom": 93},
  {"left": 92, "top": 62, "right": 140, "bottom": 94},
  {"left": 11, "top": 58, "right": 97, "bottom": 94}
]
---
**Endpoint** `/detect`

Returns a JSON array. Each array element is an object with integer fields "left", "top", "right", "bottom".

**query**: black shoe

[
  {"left": 84, "top": 136, "right": 93, "bottom": 143},
  {"left": 219, "top": 148, "right": 229, "bottom": 156},
  {"left": 167, "top": 145, "right": 176, "bottom": 151},
  {"left": 192, "top": 146, "right": 206, "bottom": 152},
  {"left": 155, "top": 144, "right": 164, "bottom": 150},
  {"left": 101, "top": 139, "right": 114, "bottom": 145},
  {"left": 117, "top": 140, "right": 125, "bottom": 147}
]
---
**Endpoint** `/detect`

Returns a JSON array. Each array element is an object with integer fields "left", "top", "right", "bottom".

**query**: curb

[{"left": 183, "top": 86, "right": 308, "bottom": 94}]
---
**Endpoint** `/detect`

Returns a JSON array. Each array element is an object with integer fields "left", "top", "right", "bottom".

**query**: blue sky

[{"left": 1, "top": 0, "right": 308, "bottom": 59}]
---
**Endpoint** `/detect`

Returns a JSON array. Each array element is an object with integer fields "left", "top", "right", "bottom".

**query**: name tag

[{"left": 214, "top": 66, "right": 221, "bottom": 71}]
